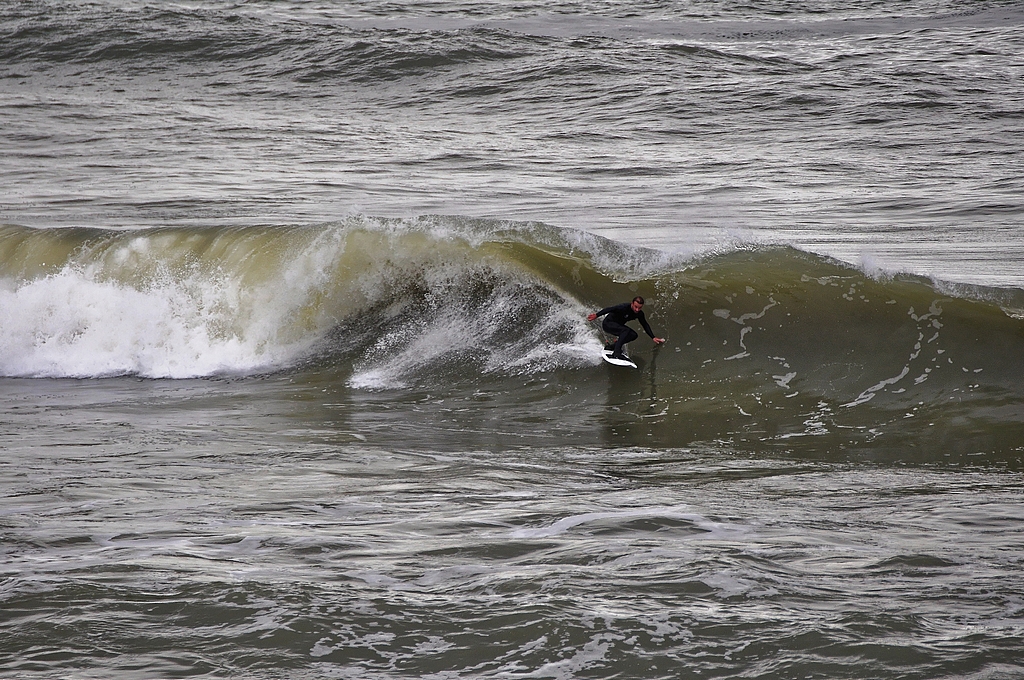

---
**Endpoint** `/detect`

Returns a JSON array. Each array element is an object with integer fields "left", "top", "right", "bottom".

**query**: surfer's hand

[
  {"left": 653, "top": 337, "right": 666, "bottom": 344},
  {"left": 587, "top": 313, "right": 597, "bottom": 321}
]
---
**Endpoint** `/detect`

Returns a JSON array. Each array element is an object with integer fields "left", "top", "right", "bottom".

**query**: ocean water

[{"left": 2, "top": 1, "right": 1024, "bottom": 678}]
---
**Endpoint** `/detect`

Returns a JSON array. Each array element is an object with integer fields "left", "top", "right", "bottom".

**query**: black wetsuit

[{"left": 594, "top": 303, "right": 655, "bottom": 358}]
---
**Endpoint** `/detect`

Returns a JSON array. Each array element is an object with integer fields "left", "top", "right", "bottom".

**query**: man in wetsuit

[{"left": 587, "top": 296, "right": 666, "bottom": 360}]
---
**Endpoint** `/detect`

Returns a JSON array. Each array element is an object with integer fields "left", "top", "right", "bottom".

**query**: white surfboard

[{"left": 602, "top": 349, "right": 637, "bottom": 368}]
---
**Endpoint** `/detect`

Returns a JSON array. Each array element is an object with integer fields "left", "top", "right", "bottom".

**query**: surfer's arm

[
  {"left": 588, "top": 304, "right": 621, "bottom": 321},
  {"left": 638, "top": 312, "right": 656, "bottom": 338},
  {"left": 638, "top": 312, "right": 666, "bottom": 344}
]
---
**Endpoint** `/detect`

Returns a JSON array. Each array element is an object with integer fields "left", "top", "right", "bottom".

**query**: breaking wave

[{"left": 1, "top": 214, "right": 1022, "bottom": 401}]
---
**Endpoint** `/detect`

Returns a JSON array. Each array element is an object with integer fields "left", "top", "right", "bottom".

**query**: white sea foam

[
  {"left": 347, "top": 307, "right": 602, "bottom": 390},
  {"left": 0, "top": 267, "right": 286, "bottom": 378},
  {"left": 347, "top": 260, "right": 603, "bottom": 390},
  {"left": 0, "top": 228, "right": 346, "bottom": 378}
]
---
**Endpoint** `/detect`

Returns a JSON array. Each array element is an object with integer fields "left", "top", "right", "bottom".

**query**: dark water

[{"left": 2, "top": 2, "right": 1024, "bottom": 678}]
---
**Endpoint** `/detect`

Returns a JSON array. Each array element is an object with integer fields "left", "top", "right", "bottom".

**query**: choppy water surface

[
  {"left": 2, "top": 0, "right": 1024, "bottom": 677},
  {"left": 4, "top": 374, "right": 1024, "bottom": 678},
  {"left": 3, "top": 0, "right": 1023, "bottom": 282}
]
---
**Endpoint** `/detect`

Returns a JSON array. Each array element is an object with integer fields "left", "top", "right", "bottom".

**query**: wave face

[{"left": 3, "top": 217, "right": 1024, "bottom": 460}]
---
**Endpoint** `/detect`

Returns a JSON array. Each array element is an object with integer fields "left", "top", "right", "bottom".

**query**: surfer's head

[{"left": 631, "top": 296, "right": 644, "bottom": 313}]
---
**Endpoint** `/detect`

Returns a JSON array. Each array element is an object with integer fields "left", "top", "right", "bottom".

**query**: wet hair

[{"left": 632, "top": 296, "right": 645, "bottom": 305}]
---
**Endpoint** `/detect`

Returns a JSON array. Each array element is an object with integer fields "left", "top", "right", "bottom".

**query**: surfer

[{"left": 588, "top": 296, "right": 666, "bottom": 359}]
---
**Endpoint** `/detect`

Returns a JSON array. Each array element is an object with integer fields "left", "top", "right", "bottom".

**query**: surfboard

[{"left": 602, "top": 349, "right": 637, "bottom": 368}]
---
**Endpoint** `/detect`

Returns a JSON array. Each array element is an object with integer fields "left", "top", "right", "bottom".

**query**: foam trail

[{"left": 509, "top": 505, "right": 731, "bottom": 539}]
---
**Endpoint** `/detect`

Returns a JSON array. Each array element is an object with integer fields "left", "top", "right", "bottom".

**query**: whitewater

[{"left": 2, "top": 1, "right": 1024, "bottom": 678}]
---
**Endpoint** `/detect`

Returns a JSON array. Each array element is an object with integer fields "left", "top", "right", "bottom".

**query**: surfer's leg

[
  {"left": 612, "top": 327, "right": 638, "bottom": 358},
  {"left": 602, "top": 321, "right": 638, "bottom": 358},
  {"left": 602, "top": 320, "right": 629, "bottom": 356}
]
